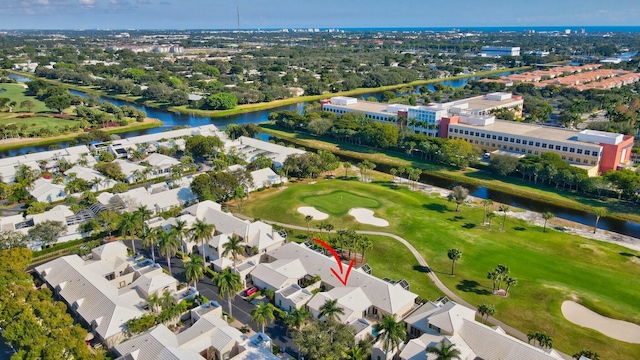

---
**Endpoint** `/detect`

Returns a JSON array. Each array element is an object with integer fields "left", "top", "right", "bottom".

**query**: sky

[{"left": 1, "top": 0, "right": 640, "bottom": 30}]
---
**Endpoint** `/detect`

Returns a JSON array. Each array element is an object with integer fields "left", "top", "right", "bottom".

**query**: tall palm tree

[
  {"left": 304, "top": 215, "right": 313, "bottom": 235},
  {"left": 118, "top": 212, "right": 137, "bottom": 255},
  {"left": 342, "top": 347, "right": 365, "bottom": 360},
  {"left": 192, "top": 218, "right": 215, "bottom": 263},
  {"left": 373, "top": 314, "right": 406, "bottom": 354},
  {"left": 593, "top": 207, "right": 607, "bottom": 234},
  {"left": 141, "top": 227, "right": 157, "bottom": 262},
  {"left": 426, "top": 339, "right": 462, "bottom": 360},
  {"left": 251, "top": 302, "right": 276, "bottom": 333},
  {"left": 233, "top": 186, "right": 247, "bottom": 211},
  {"left": 360, "top": 236, "right": 373, "bottom": 262},
  {"left": 285, "top": 307, "right": 310, "bottom": 332},
  {"left": 498, "top": 205, "right": 510, "bottom": 231},
  {"left": 505, "top": 277, "right": 518, "bottom": 296},
  {"left": 215, "top": 268, "right": 242, "bottom": 319},
  {"left": 323, "top": 223, "right": 334, "bottom": 240},
  {"left": 222, "top": 234, "right": 245, "bottom": 271},
  {"left": 481, "top": 199, "right": 493, "bottom": 224},
  {"left": 184, "top": 255, "right": 205, "bottom": 288},
  {"left": 157, "top": 229, "right": 179, "bottom": 277},
  {"left": 486, "top": 212, "right": 496, "bottom": 230},
  {"left": 542, "top": 211, "right": 554, "bottom": 233},
  {"left": 318, "top": 299, "right": 345, "bottom": 323},
  {"left": 147, "top": 293, "right": 161, "bottom": 313},
  {"left": 135, "top": 205, "right": 153, "bottom": 238},
  {"left": 172, "top": 219, "right": 189, "bottom": 254},
  {"left": 447, "top": 248, "right": 462, "bottom": 276},
  {"left": 161, "top": 290, "right": 173, "bottom": 310}
]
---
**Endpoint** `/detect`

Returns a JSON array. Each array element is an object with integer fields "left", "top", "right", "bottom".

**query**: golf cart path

[{"left": 234, "top": 214, "right": 570, "bottom": 359}]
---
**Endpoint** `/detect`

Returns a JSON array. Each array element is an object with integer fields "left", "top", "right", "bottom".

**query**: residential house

[
  {"left": 142, "top": 153, "right": 181, "bottom": 177},
  {"left": 35, "top": 242, "right": 180, "bottom": 348},
  {"left": 112, "top": 159, "right": 148, "bottom": 183},
  {"left": 226, "top": 136, "right": 306, "bottom": 168},
  {"left": 274, "top": 284, "right": 314, "bottom": 312},
  {"left": 248, "top": 167, "right": 287, "bottom": 192},
  {"left": 29, "top": 178, "right": 66, "bottom": 203},
  {"left": 0, "top": 145, "right": 95, "bottom": 184},
  {"left": 65, "top": 165, "right": 117, "bottom": 191},
  {"left": 393, "top": 298, "right": 562, "bottom": 360}
]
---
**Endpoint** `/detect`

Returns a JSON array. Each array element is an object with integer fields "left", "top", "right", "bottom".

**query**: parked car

[{"left": 245, "top": 286, "right": 258, "bottom": 296}]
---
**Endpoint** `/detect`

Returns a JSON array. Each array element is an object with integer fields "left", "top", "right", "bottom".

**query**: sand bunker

[
  {"left": 561, "top": 301, "right": 640, "bottom": 343},
  {"left": 297, "top": 206, "right": 329, "bottom": 220},
  {"left": 349, "top": 208, "right": 389, "bottom": 227}
]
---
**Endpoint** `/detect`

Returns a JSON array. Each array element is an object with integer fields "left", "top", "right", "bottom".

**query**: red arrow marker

[{"left": 313, "top": 238, "right": 355, "bottom": 286}]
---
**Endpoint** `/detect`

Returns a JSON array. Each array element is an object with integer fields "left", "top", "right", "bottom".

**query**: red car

[{"left": 245, "top": 287, "right": 258, "bottom": 296}]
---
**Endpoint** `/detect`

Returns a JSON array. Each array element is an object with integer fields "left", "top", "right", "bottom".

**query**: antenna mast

[{"left": 237, "top": 6, "right": 240, "bottom": 30}]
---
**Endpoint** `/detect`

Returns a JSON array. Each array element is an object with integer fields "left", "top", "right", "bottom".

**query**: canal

[{"left": 5, "top": 73, "right": 640, "bottom": 237}]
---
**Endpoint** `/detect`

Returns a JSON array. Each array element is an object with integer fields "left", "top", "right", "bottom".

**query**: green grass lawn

[
  {"left": 301, "top": 190, "right": 381, "bottom": 216},
  {"left": 0, "top": 83, "right": 50, "bottom": 113},
  {"left": 243, "top": 178, "right": 640, "bottom": 359},
  {"left": 0, "top": 116, "right": 78, "bottom": 130}
]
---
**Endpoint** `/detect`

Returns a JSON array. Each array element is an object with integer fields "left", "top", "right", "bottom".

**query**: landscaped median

[
  {"left": 241, "top": 178, "right": 640, "bottom": 359},
  {"left": 261, "top": 125, "right": 640, "bottom": 225}
]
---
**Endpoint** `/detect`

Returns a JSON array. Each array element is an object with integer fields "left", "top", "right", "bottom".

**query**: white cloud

[
  {"left": 37, "top": 0, "right": 49, "bottom": 5},
  {"left": 79, "top": 0, "right": 95, "bottom": 6}
]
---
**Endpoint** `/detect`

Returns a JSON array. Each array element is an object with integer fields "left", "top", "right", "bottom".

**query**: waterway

[{"left": 5, "top": 73, "right": 640, "bottom": 237}]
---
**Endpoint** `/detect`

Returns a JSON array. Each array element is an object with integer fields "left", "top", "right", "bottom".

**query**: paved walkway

[{"left": 236, "top": 214, "right": 571, "bottom": 359}]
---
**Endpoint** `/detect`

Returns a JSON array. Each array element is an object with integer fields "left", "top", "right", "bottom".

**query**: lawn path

[{"left": 234, "top": 213, "right": 571, "bottom": 359}]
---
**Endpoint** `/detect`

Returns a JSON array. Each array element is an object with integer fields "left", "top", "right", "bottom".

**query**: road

[{"left": 233, "top": 215, "right": 572, "bottom": 360}]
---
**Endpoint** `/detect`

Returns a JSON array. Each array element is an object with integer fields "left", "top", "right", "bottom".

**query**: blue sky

[{"left": 1, "top": 0, "right": 639, "bottom": 30}]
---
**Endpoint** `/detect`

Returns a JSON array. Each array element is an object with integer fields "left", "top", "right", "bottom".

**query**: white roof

[
  {"left": 65, "top": 165, "right": 107, "bottom": 183},
  {"left": 263, "top": 243, "right": 417, "bottom": 315},
  {"left": 35, "top": 251, "right": 145, "bottom": 341},
  {"left": 114, "top": 325, "right": 202, "bottom": 360},
  {"left": 227, "top": 136, "right": 305, "bottom": 166},
  {"left": 28, "top": 204, "right": 73, "bottom": 225},
  {"left": 250, "top": 168, "right": 283, "bottom": 189},
  {"left": 0, "top": 145, "right": 93, "bottom": 182},
  {"left": 119, "top": 186, "right": 196, "bottom": 213},
  {"left": 404, "top": 301, "right": 476, "bottom": 334},
  {"left": 143, "top": 153, "right": 181, "bottom": 168},
  {"left": 252, "top": 259, "right": 307, "bottom": 289},
  {"left": 112, "top": 159, "right": 147, "bottom": 176},
  {"left": 307, "top": 287, "right": 372, "bottom": 323},
  {"left": 28, "top": 178, "right": 65, "bottom": 202},
  {"left": 177, "top": 314, "right": 243, "bottom": 352}
]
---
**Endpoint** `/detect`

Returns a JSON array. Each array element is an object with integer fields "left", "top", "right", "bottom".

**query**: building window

[
  {"left": 528, "top": 150, "right": 532, "bottom": 154},
  {"left": 492, "top": 143, "right": 496, "bottom": 147},
  {"left": 535, "top": 142, "right": 540, "bottom": 147},
  {"left": 464, "top": 130, "right": 469, "bottom": 135},
  {"left": 591, "top": 161, "right": 596, "bottom": 165},
  {"left": 516, "top": 139, "right": 521, "bottom": 144},
  {"left": 562, "top": 146, "right": 568, "bottom": 152},
  {"left": 481, "top": 133, "right": 486, "bottom": 138},
  {"left": 569, "top": 157, "right": 574, "bottom": 161},
  {"left": 561, "top": 156, "right": 566, "bottom": 160},
  {"left": 498, "top": 136, "right": 503, "bottom": 141},
  {"left": 555, "top": 145, "right": 561, "bottom": 150},
  {"left": 509, "top": 146, "right": 514, "bottom": 150},
  {"left": 529, "top": 141, "right": 534, "bottom": 146},
  {"left": 592, "top": 152, "right": 598, "bottom": 157},
  {"left": 515, "top": 148, "right": 520, "bottom": 152},
  {"left": 542, "top": 144, "right": 547, "bottom": 148},
  {"left": 584, "top": 159, "right": 588, "bottom": 164},
  {"left": 510, "top": 138, "right": 515, "bottom": 143},
  {"left": 584, "top": 150, "right": 591, "bottom": 156},
  {"left": 492, "top": 135, "right": 497, "bottom": 139},
  {"left": 534, "top": 151, "right": 539, "bottom": 155},
  {"left": 569, "top": 148, "right": 575, "bottom": 153},
  {"left": 576, "top": 158, "right": 581, "bottom": 163},
  {"left": 576, "top": 149, "right": 582, "bottom": 154}
]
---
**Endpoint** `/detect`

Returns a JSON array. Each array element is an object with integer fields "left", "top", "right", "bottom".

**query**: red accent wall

[
  {"left": 599, "top": 135, "right": 635, "bottom": 173},
  {"left": 439, "top": 116, "right": 459, "bottom": 138}
]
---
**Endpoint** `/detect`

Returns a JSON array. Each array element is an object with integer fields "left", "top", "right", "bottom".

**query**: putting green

[{"left": 300, "top": 190, "right": 381, "bottom": 216}]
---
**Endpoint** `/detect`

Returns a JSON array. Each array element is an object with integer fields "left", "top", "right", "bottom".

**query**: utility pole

[{"left": 237, "top": 6, "right": 240, "bottom": 30}]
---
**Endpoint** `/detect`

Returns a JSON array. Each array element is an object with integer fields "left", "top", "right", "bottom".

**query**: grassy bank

[
  {"left": 241, "top": 178, "right": 640, "bottom": 359},
  {"left": 10, "top": 66, "right": 529, "bottom": 119},
  {"left": 261, "top": 125, "right": 640, "bottom": 224},
  {"left": 0, "top": 118, "right": 162, "bottom": 151}
]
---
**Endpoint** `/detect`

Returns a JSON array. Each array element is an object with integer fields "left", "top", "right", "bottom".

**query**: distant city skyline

[{"left": 1, "top": 0, "right": 639, "bottom": 30}]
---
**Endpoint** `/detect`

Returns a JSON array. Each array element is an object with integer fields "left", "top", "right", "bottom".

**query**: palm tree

[
  {"left": 147, "top": 293, "right": 160, "bottom": 314},
  {"left": 573, "top": 349, "right": 600, "bottom": 360},
  {"left": 118, "top": 212, "right": 137, "bottom": 255},
  {"left": 477, "top": 304, "right": 489, "bottom": 323},
  {"left": 304, "top": 215, "right": 313, "bottom": 235},
  {"left": 184, "top": 255, "right": 205, "bottom": 288},
  {"left": 486, "top": 212, "right": 496, "bottom": 230},
  {"left": 499, "top": 205, "right": 510, "bottom": 231},
  {"left": 360, "top": 236, "right": 373, "bottom": 262},
  {"left": 161, "top": 290, "right": 173, "bottom": 310},
  {"left": 222, "top": 234, "right": 245, "bottom": 271},
  {"left": 171, "top": 219, "right": 189, "bottom": 255},
  {"left": 447, "top": 186, "right": 469, "bottom": 212},
  {"left": 323, "top": 223, "right": 334, "bottom": 240},
  {"left": 343, "top": 161, "right": 350, "bottom": 178},
  {"left": 251, "top": 302, "right": 276, "bottom": 333},
  {"left": 481, "top": 199, "right": 493, "bottom": 224},
  {"left": 593, "top": 207, "right": 607, "bottom": 234},
  {"left": 426, "top": 339, "right": 462, "bottom": 360},
  {"left": 447, "top": 248, "right": 462, "bottom": 276},
  {"left": 285, "top": 307, "right": 310, "bottom": 332},
  {"left": 233, "top": 186, "right": 247, "bottom": 211},
  {"left": 192, "top": 218, "right": 215, "bottom": 263},
  {"left": 135, "top": 205, "right": 153, "bottom": 238},
  {"left": 505, "top": 276, "right": 518, "bottom": 296},
  {"left": 156, "top": 229, "right": 179, "bottom": 277},
  {"left": 373, "top": 314, "right": 406, "bottom": 354},
  {"left": 342, "top": 347, "right": 366, "bottom": 360},
  {"left": 318, "top": 299, "right": 345, "bottom": 322},
  {"left": 141, "top": 228, "right": 157, "bottom": 262},
  {"left": 215, "top": 268, "right": 242, "bottom": 319},
  {"left": 542, "top": 212, "right": 554, "bottom": 233}
]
